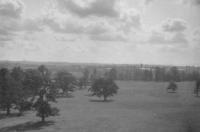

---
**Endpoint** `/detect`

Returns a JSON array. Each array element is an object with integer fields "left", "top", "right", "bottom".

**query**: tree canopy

[{"left": 89, "top": 78, "right": 119, "bottom": 101}]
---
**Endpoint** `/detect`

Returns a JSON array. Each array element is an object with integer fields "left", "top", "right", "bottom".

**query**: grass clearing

[{"left": 0, "top": 81, "right": 199, "bottom": 132}]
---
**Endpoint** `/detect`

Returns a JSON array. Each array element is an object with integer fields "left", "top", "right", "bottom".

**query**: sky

[{"left": 0, "top": 0, "right": 200, "bottom": 65}]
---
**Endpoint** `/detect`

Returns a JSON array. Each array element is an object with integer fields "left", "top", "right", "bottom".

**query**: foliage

[
  {"left": 55, "top": 71, "right": 76, "bottom": 94},
  {"left": 107, "top": 68, "right": 117, "bottom": 80},
  {"left": 10, "top": 67, "right": 29, "bottom": 115},
  {"left": 82, "top": 68, "right": 89, "bottom": 88},
  {"left": 0, "top": 65, "right": 60, "bottom": 119},
  {"left": 34, "top": 89, "right": 59, "bottom": 122},
  {"left": 0, "top": 68, "right": 18, "bottom": 115},
  {"left": 167, "top": 81, "right": 177, "bottom": 92},
  {"left": 33, "top": 65, "right": 59, "bottom": 122},
  {"left": 90, "top": 68, "right": 97, "bottom": 83},
  {"left": 23, "top": 69, "right": 43, "bottom": 96},
  {"left": 169, "top": 67, "right": 180, "bottom": 82},
  {"left": 89, "top": 78, "right": 119, "bottom": 101},
  {"left": 195, "top": 79, "right": 200, "bottom": 96}
]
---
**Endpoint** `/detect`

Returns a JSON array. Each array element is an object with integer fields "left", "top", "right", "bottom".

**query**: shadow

[
  {"left": 184, "top": 120, "right": 199, "bottom": 132},
  {"left": 194, "top": 95, "right": 200, "bottom": 98},
  {"left": 167, "top": 91, "right": 177, "bottom": 93},
  {"left": 56, "top": 94, "right": 74, "bottom": 98},
  {"left": 0, "top": 121, "right": 55, "bottom": 132},
  {"left": 0, "top": 113, "right": 21, "bottom": 120},
  {"left": 84, "top": 93, "right": 93, "bottom": 97},
  {"left": 89, "top": 99, "right": 114, "bottom": 103},
  {"left": 166, "top": 89, "right": 177, "bottom": 93}
]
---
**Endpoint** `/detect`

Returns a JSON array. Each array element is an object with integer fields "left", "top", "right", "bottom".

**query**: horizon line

[{"left": 0, "top": 60, "right": 199, "bottom": 67}]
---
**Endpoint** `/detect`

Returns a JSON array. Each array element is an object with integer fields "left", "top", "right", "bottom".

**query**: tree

[
  {"left": 167, "top": 81, "right": 178, "bottom": 93},
  {"left": 0, "top": 68, "right": 17, "bottom": 115},
  {"left": 38, "top": 65, "right": 51, "bottom": 87},
  {"left": 10, "top": 67, "right": 30, "bottom": 115},
  {"left": 55, "top": 71, "right": 76, "bottom": 96},
  {"left": 107, "top": 68, "right": 117, "bottom": 80},
  {"left": 33, "top": 88, "right": 59, "bottom": 122},
  {"left": 78, "top": 77, "right": 84, "bottom": 89},
  {"left": 169, "top": 66, "right": 180, "bottom": 82},
  {"left": 90, "top": 68, "right": 97, "bottom": 83},
  {"left": 195, "top": 79, "right": 200, "bottom": 97},
  {"left": 154, "top": 67, "right": 165, "bottom": 81},
  {"left": 89, "top": 78, "right": 119, "bottom": 101},
  {"left": 82, "top": 68, "right": 89, "bottom": 88},
  {"left": 23, "top": 69, "right": 43, "bottom": 97},
  {"left": 33, "top": 65, "right": 59, "bottom": 122}
]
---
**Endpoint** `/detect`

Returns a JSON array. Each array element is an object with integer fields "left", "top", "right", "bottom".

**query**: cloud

[
  {"left": 0, "top": 0, "right": 24, "bottom": 44},
  {"left": 21, "top": 18, "right": 44, "bottom": 32},
  {"left": 146, "top": 18, "right": 189, "bottom": 46},
  {"left": 90, "top": 33, "right": 126, "bottom": 42},
  {"left": 85, "top": 22, "right": 109, "bottom": 35},
  {"left": 145, "top": 18, "right": 188, "bottom": 46},
  {"left": 170, "top": 32, "right": 188, "bottom": 44},
  {"left": 0, "top": 18, "right": 20, "bottom": 45},
  {"left": 42, "top": 17, "right": 85, "bottom": 34},
  {"left": 0, "top": 1, "right": 46, "bottom": 47},
  {"left": 39, "top": 1, "right": 140, "bottom": 42},
  {"left": 148, "top": 31, "right": 167, "bottom": 44},
  {"left": 0, "top": 17, "right": 43, "bottom": 44},
  {"left": 161, "top": 18, "right": 187, "bottom": 33},
  {"left": 148, "top": 31, "right": 188, "bottom": 45},
  {"left": 192, "top": 28, "right": 200, "bottom": 45},
  {"left": 119, "top": 9, "right": 142, "bottom": 33},
  {"left": 181, "top": 0, "right": 200, "bottom": 6},
  {"left": 144, "top": 0, "right": 155, "bottom": 5},
  {"left": 57, "top": 0, "right": 119, "bottom": 18},
  {"left": 0, "top": 0, "right": 24, "bottom": 19}
]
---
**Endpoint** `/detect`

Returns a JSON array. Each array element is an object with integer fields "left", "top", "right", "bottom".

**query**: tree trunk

[
  {"left": 6, "top": 106, "right": 10, "bottom": 115},
  {"left": 18, "top": 108, "right": 23, "bottom": 116},
  {"left": 103, "top": 96, "right": 107, "bottom": 102},
  {"left": 41, "top": 115, "right": 45, "bottom": 122}
]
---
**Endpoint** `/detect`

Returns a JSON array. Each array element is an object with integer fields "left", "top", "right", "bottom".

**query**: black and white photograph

[{"left": 0, "top": 0, "right": 200, "bottom": 131}]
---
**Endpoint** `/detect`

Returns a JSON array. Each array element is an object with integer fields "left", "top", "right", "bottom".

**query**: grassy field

[{"left": 0, "top": 81, "right": 200, "bottom": 132}]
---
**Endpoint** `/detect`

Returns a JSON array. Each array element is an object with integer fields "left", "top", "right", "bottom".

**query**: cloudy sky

[{"left": 0, "top": 0, "right": 200, "bottom": 65}]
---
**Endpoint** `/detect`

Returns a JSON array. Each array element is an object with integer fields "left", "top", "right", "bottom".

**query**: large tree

[
  {"left": 0, "top": 68, "right": 17, "bottom": 115},
  {"left": 23, "top": 69, "right": 43, "bottom": 97},
  {"left": 55, "top": 71, "right": 76, "bottom": 95},
  {"left": 23, "top": 65, "right": 58, "bottom": 122},
  {"left": 89, "top": 78, "right": 119, "bottom": 101},
  {"left": 33, "top": 87, "right": 59, "bottom": 122},
  {"left": 33, "top": 65, "right": 59, "bottom": 122},
  {"left": 10, "top": 67, "right": 30, "bottom": 115}
]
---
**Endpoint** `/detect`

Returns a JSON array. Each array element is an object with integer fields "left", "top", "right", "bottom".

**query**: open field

[{"left": 0, "top": 81, "right": 200, "bottom": 132}]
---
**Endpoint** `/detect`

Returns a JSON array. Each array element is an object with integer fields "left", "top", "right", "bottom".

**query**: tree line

[
  {"left": 87, "top": 66, "right": 200, "bottom": 82},
  {"left": 0, "top": 65, "right": 119, "bottom": 122}
]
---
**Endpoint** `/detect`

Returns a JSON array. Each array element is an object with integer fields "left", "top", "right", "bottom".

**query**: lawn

[{"left": 0, "top": 81, "right": 199, "bottom": 132}]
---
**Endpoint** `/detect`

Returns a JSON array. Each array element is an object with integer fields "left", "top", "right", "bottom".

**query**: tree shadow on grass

[
  {"left": 56, "top": 93, "right": 74, "bottom": 98},
  {"left": 194, "top": 95, "right": 200, "bottom": 98},
  {"left": 89, "top": 99, "right": 114, "bottom": 103},
  {"left": 167, "top": 91, "right": 177, "bottom": 93},
  {"left": 184, "top": 120, "right": 199, "bottom": 132},
  {"left": 0, "top": 113, "right": 20, "bottom": 120},
  {"left": 0, "top": 121, "right": 55, "bottom": 132},
  {"left": 84, "top": 93, "right": 93, "bottom": 97}
]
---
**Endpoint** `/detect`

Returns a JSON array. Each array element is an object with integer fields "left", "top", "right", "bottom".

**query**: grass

[{"left": 0, "top": 81, "right": 199, "bottom": 132}]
